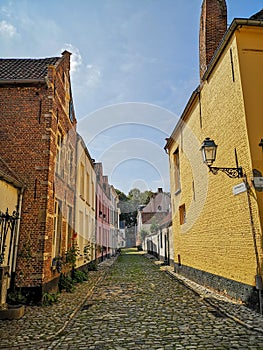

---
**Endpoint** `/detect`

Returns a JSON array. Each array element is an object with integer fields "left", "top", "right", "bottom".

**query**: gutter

[
  {"left": 0, "top": 79, "right": 45, "bottom": 85},
  {"left": 164, "top": 87, "right": 200, "bottom": 152},
  {"left": 202, "top": 18, "right": 263, "bottom": 81},
  {"left": 0, "top": 170, "right": 24, "bottom": 189}
]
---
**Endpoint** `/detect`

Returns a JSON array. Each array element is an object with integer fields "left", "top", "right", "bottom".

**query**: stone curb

[
  {"left": 144, "top": 254, "right": 263, "bottom": 334},
  {"left": 165, "top": 269, "right": 263, "bottom": 335}
]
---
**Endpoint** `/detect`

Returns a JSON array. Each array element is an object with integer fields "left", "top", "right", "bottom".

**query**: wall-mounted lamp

[{"left": 200, "top": 138, "right": 243, "bottom": 178}]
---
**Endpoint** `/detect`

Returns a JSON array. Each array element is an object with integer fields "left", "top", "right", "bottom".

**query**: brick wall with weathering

[
  {"left": 0, "top": 52, "right": 77, "bottom": 296},
  {"left": 199, "top": 0, "right": 227, "bottom": 79}
]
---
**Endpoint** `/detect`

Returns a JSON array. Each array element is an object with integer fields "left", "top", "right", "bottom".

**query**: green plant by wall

[
  {"left": 65, "top": 245, "right": 79, "bottom": 268},
  {"left": 7, "top": 290, "right": 27, "bottom": 305},
  {"left": 58, "top": 273, "right": 75, "bottom": 293},
  {"left": 88, "top": 260, "right": 98, "bottom": 271},
  {"left": 42, "top": 292, "right": 59, "bottom": 306},
  {"left": 72, "top": 269, "right": 89, "bottom": 283},
  {"left": 83, "top": 243, "right": 92, "bottom": 263}
]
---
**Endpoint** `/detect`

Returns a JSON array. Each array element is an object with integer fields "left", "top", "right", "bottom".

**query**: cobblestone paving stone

[
  {"left": 0, "top": 258, "right": 115, "bottom": 350},
  {"left": 1, "top": 250, "right": 263, "bottom": 349}
]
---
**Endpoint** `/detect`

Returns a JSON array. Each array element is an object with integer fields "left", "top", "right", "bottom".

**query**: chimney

[{"left": 199, "top": 0, "right": 227, "bottom": 80}]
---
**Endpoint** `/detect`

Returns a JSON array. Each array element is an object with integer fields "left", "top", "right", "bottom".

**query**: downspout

[{"left": 244, "top": 175, "right": 262, "bottom": 314}]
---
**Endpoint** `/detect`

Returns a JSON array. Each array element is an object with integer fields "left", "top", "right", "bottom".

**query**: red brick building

[{"left": 0, "top": 51, "right": 77, "bottom": 301}]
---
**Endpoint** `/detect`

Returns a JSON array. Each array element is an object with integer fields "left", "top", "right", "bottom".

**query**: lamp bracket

[{"left": 208, "top": 166, "right": 243, "bottom": 179}]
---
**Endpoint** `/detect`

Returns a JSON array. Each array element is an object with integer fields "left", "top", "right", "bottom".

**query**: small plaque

[{"left": 232, "top": 182, "right": 247, "bottom": 195}]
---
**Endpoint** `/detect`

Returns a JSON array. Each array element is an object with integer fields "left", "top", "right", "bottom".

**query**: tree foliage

[{"left": 115, "top": 188, "right": 154, "bottom": 228}]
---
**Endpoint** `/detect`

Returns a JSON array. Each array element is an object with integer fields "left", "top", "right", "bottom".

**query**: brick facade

[
  {"left": 199, "top": 0, "right": 227, "bottom": 79},
  {"left": 0, "top": 51, "right": 77, "bottom": 300}
]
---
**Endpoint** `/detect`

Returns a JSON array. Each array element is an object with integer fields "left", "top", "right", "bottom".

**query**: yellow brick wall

[
  {"left": 169, "top": 28, "right": 263, "bottom": 287},
  {"left": 0, "top": 180, "right": 19, "bottom": 213}
]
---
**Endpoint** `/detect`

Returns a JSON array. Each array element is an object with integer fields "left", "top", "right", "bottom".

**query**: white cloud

[
  {"left": 85, "top": 64, "right": 102, "bottom": 88},
  {"left": 0, "top": 0, "right": 13, "bottom": 18},
  {"left": 0, "top": 20, "right": 17, "bottom": 38}
]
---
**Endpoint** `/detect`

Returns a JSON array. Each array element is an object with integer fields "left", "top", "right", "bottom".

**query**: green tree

[
  {"left": 115, "top": 188, "right": 154, "bottom": 228},
  {"left": 150, "top": 217, "right": 159, "bottom": 233},
  {"left": 140, "top": 228, "right": 149, "bottom": 240}
]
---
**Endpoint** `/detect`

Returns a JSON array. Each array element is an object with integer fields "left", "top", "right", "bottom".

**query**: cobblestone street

[{"left": 1, "top": 249, "right": 263, "bottom": 349}]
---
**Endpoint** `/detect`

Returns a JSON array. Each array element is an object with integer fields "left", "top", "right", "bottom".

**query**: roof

[
  {"left": 0, "top": 57, "right": 60, "bottom": 81},
  {"left": 142, "top": 191, "right": 170, "bottom": 213},
  {"left": 158, "top": 212, "right": 172, "bottom": 228},
  {"left": 141, "top": 212, "right": 169, "bottom": 225},
  {"left": 0, "top": 156, "right": 24, "bottom": 188},
  {"left": 250, "top": 9, "right": 263, "bottom": 20}
]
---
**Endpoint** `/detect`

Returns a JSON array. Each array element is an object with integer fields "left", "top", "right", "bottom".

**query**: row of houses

[
  {"left": 0, "top": 51, "right": 124, "bottom": 304},
  {"left": 138, "top": 0, "right": 263, "bottom": 311}
]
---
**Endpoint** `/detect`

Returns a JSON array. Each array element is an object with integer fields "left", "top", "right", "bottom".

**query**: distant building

[
  {"left": 109, "top": 186, "right": 120, "bottom": 254},
  {"left": 118, "top": 220, "right": 126, "bottom": 248},
  {"left": 137, "top": 188, "right": 171, "bottom": 244},
  {"left": 94, "top": 163, "right": 120, "bottom": 259}
]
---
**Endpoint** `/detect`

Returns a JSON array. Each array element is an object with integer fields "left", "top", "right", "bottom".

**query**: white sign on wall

[{"left": 232, "top": 182, "right": 247, "bottom": 195}]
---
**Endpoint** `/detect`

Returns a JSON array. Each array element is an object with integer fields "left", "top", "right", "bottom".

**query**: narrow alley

[{"left": 2, "top": 249, "right": 262, "bottom": 350}]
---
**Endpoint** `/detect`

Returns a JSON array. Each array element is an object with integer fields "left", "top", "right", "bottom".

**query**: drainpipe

[{"left": 244, "top": 175, "right": 262, "bottom": 314}]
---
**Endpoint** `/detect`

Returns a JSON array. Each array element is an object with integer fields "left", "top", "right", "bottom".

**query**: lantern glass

[{"left": 201, "top": 138, "right": 217, "bottom": 165}]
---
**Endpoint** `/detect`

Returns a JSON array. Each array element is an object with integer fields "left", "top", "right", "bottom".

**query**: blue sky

[{"left": 1, "top": 0, "right": 262, "bottom": 194}]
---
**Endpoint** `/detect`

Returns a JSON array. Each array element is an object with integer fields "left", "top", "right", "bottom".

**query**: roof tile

[{"left": 0, "top": 57, "right": 60, "bottom": 80}]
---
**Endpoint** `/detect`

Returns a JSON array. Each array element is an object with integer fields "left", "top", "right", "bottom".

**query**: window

[
  {"left": 53, "top": 199, "right": 62, "bottom": 257},
  {"left": 66, "top": 205, "right": 73, "bottom": 250},
  {"left": 67, "top": 146, "right": 74, "bottom": 184},
  {"left": 179, "top": 204, "right": 186, "bottom": 225},
  {"left": 174, "top": 148, "right": 181, "bottom": 193},
  {"left": 91, "top": 181, "right": 95, "bottom": 209},
  {"left": 55, "top": 131, "right": 63, "bottom": 176},
  {"left": 79, "top": 211, "right": 84, "bottom": 252},
  {"left": 80, "top": 163, "right": 85, "bottom": 198},
  {"left": 86, "top": 172, "right": 90, "bottom": 204}
]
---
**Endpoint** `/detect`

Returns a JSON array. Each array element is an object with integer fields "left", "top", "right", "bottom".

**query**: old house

[
  {"left": 0, "top": 51, "right": 77, "bottom": 301},
  {"left": 137, "top": 188, "right": 170, "bottom": 235},
  {"left": 137, "top": 188, "right": 171, "bottom": 250},
  {"left": 109, "top": 185, "right": 121, "bottom": 255},
  {"left": 75, "top": 134, "right": 96, "bottom": 268},
  {"left": 165, "top": 0, "right": 263, "bottom": 309}
]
